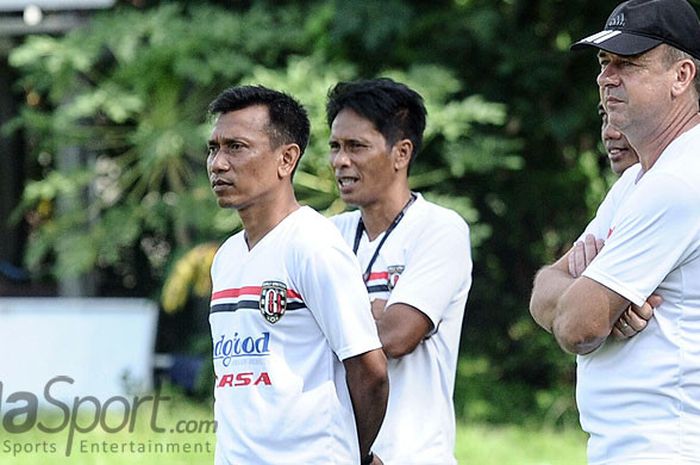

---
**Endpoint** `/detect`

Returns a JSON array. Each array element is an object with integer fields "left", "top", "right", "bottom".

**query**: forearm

[
  {"left": 553, "top": 279, "right": 613, "bottom": 354},
  {"left": 373, "top": 301, "right": 433, "bottom": 359},
  {"left": 529, "top": 264, "right": 576, "bottom": 332},
  {"left": 531, "top": 239, "right": 634, "bottom": 353},
  {"left": 344, "top": 349, "right": 389, "bottom": 458},
  {"left": 552, "top": 277, "right": 630, "bottom": 354}
]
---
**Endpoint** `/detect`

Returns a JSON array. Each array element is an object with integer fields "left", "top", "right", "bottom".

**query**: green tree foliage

[
  {"left": 9, "top": 0, "right": 514, "bottom": 372},
  {"left": 11, "top": 2, "right": 510, "bottom": 279},
  {"left": 9, "top": 0, "right": 653, "bottom": 425},
  {"left": 321, "top": 0, "right": 643, "bottom": 426}
]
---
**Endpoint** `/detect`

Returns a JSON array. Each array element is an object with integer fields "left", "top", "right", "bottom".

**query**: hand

[
  {"left": 370, "top": 298, "right": 387, "bottom": 321},
  {"left": 568, "top": 234, "right": 605, "bottom": 278},
  {"left": 371, "top": 453, "right": 384, "bottom": 465},
  {"left": 611, "top": 293, "right": 662, "bottom": 340}
]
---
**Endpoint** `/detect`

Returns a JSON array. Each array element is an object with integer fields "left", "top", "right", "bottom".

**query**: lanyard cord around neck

[{"left": 352, "top": 193, "right": 417, "bottom": 283}]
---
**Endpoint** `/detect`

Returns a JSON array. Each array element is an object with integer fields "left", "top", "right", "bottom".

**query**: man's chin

[
  {"left": 216, "top": 197, "right": 241, "bottom": 210},
  {"left": 610, "top": 160, "right": 636, "bottom": 176},
  {"left": 339, "top": 193, "right": 362, "bottom": 207}
]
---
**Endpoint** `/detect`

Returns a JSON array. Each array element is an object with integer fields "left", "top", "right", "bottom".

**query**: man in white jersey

[
  {"left": 573, "top": 104, "right": 640, "bottom": 241},
  {"left": 568, "top": 103, "right": 640, "bottom": 273},
  {"left": 530, "top": 0, "right": 700, "bottom": 463},
  {"left": 532, "top": 102, "right": 651, "bottom": 377},
  {"left": 206, "top": 85, "right": 388, "bottom": 465},
  {"left": 326, "top": 78, "right": 472, "bottom": 465}
]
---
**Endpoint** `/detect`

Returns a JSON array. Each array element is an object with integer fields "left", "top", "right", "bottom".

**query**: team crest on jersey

[
  {"left": 387, "top": 265, "right": 405, "bottom": 291},
  {"left": 259, "top": 280, "right": 287, "bottom": 324}
]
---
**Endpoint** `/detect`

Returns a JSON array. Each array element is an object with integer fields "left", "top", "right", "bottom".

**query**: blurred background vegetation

[{"left": 5, "top": 0, "right": 685, "bottom": 430}]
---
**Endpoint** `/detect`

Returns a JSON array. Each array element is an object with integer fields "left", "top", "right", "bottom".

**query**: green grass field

[
  {"left": 455, "top": 424, "right": 587, "bottom": 465},
  {"left": 0, "top": 397, "right": 587, "bottom": 464}
]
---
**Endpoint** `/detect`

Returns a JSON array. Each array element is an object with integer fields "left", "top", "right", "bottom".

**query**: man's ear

[
  {"left": 278, "top": 143, "right": 301, "bottom": 179},
  {"left": 671, "top": 58, "right": 697, "bottom": 98},
  {"left": 393, "top": 139, "right": 413, "bottom": 171}
]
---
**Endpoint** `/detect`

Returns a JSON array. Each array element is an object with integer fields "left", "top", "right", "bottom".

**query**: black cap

[{"left": 571, "top": 0, "right": 700, "bottom": 60}]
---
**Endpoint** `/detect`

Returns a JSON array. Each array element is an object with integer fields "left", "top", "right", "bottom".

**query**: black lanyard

[{"left": 353, "top": 193, "right": 417, "bottom": 283}]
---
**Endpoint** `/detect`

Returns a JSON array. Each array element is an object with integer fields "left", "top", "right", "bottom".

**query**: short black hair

[
  {"left": 326, "top": 78, "right": 427, "bottom": 163},
  {"left": 209, "top": 85, "right": 310, "bottom": 157}
]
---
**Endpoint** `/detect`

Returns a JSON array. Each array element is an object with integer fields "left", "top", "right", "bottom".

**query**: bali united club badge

[
  {"left": 260, "top": 280, "right": 287, "bottom": 324},
  {"left": 387, "top": 265, "right": 405, "bottom": 291}
]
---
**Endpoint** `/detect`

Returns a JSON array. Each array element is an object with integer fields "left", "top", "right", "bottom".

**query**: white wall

[{"left": 0, "top": 297, "right": 158, "bottom": 409}]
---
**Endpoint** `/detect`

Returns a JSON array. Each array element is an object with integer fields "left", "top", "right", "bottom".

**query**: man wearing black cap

[{"left": 529, "top": 0, "right": 700, "bottom": 463}]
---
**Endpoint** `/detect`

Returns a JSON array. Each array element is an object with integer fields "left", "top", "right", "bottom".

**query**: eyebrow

[
  {"left": 329, "top": 136, "right": 370, "bottom": 144},
  {"left": 208, "top": 136, "right": 245, "bottom": 145}
]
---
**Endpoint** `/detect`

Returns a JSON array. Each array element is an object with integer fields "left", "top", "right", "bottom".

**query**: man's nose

[
  {"left": 208, "top": 149, "right": 230, "bottom": 172},
  {"left": 330, "top": 148, "right": 350, "bottom": 168},
  {"left": 597, "top": 64, "right": 619, "bottom": 89},
  {"left": 603, "top": 122, "right": 622, "bottom": 141}
]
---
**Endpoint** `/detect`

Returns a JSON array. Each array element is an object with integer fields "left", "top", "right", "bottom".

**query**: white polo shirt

[
  {"left": 580, "top": 125, "right": 700, "bottom": 465},
  {"left": 210, "top": 206, "right": 381, "bottom": 465},
  {"left": 332, "top": 193, "right": 472, "bottom": 465}
]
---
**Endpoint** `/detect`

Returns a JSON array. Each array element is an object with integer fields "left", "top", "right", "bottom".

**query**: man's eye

[
  {"left": 207, "top": 145, "right": 217, "bottom": 156},
  {"left": 227, "top": 142, "right": 243, "bottom": 151}
]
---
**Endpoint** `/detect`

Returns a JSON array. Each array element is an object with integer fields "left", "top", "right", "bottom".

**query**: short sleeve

[
  {"left": 387, "top": 218, "right": 472, "bottom": 329},
  {"left": 292, "top": 237, "right": 381, "bottom": 361},
  {"left": 583, "top": 172, "right": 700, "bottom": 306}
]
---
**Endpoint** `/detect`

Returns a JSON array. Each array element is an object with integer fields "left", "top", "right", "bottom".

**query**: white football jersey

[
  {"left": 581, "top": 125, "right": 700, "bottom": 465},
  {"left": 332, "top": 193, "right": 472, "bottom": 465},
  {"left": 210, "top": 206, "right": 381, "bottom": 465}
]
